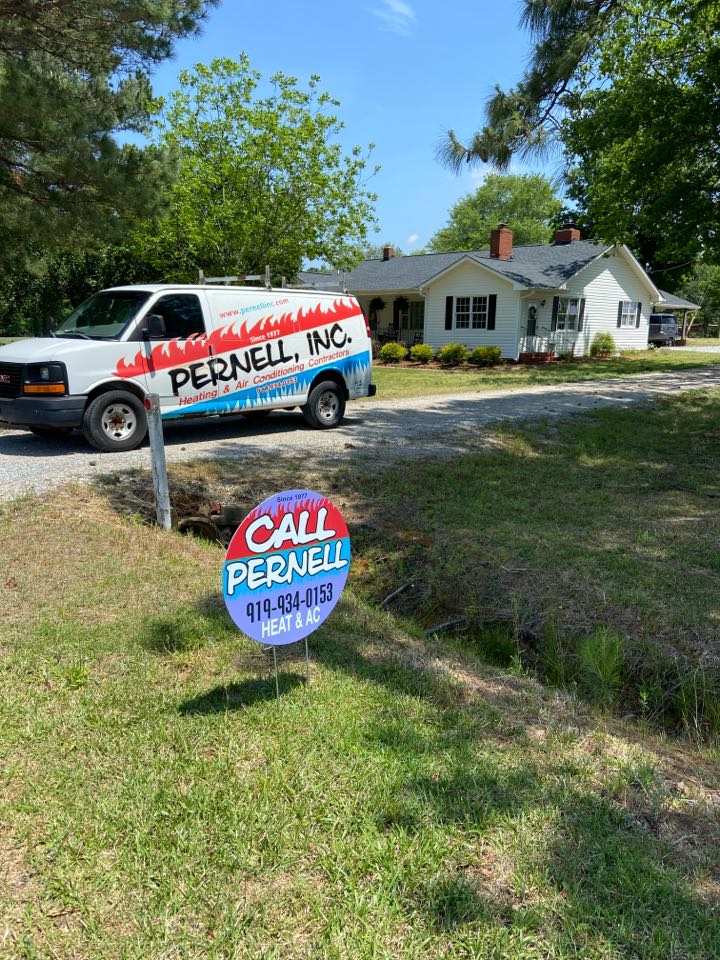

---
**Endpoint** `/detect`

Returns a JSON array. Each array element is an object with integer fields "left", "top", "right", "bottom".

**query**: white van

[{"left": 0, "top": 285, "right": 376, "bottom": 451}]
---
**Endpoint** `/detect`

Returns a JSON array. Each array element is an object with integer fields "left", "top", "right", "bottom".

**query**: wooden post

[{"left": 144, "top": 393, "right": 172, "bottom": 531}]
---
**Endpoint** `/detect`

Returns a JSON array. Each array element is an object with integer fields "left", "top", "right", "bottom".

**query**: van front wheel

[
  {"left": 82, "top": 390, "right": 148, "bottom": 452},
  {"left": 302, "top": 381, "right": 346, "bottom": 428}
]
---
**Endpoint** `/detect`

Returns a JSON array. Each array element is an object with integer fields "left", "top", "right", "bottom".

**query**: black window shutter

[
  {"left": 617, "top": 302, "right": 623, "bottom": 328},
  {"left": 577, "top": 298, "right": 586, "bottom": 332},
  {"left": 636, "top": 302, "right": 642, "bottom": 328},
  {"left": 487, "top": 294, "right": 497, "bottom": 330},
  {"left": 551, "top": 296, "right": 559, "bottom": 331},
  {"left": 445, "top": 295, "right": 453, "bottom": 331}
]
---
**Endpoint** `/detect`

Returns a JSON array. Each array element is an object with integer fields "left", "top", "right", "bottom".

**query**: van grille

[{"left": 0, "top": 363, "right": 23, "bottom": 399}]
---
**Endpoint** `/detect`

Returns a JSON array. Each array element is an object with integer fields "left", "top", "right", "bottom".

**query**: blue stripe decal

[{"left": 161, "top": 349, "right": 372, "bottom": 419}]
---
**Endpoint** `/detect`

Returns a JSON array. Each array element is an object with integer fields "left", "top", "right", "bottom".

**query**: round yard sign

[{"left": 223, "top": 489, "right": 350, "bottom": 645}]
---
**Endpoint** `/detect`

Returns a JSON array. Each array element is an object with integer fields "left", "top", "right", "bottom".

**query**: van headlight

[{"left": 23, "top": 362, "right": 67, "bottom": 395}]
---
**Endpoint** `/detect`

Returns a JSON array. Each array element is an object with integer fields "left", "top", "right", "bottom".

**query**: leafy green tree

[
  {"left": 428, "top": 173, "right": 562, "bottom": 251},
  {"left": 0, "top": 245, "right": 161, "bottom": 337},
  {"left": 679, "top": 263, "right": 720, "bottom": 336},
  {"left": 439, "top": 1, "right": 720, "bottom": 270},
  {"left": 0, "top": 1, "right": 218, "bottom": 268},
  {"left": 562, "top": 1, "right": 720, "bottom": 269},
  {"left": 139, "top": 56, "right": 378, "bottom": 280}
]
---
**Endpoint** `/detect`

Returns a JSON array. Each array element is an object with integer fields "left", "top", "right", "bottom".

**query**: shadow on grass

[
  {"left": 132, "top": 591, "right": 718, "bottom": 953},
  {"left": 179, "top": 673, "right": 306, "bottom": 714},
  {"left": 141, "top": 598, "right": 240, "bottom": 654},
  {"left": 383, "top": 720, "right": 720, "bottom": 952}
]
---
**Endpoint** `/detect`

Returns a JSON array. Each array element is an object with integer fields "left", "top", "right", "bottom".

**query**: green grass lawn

[
  {"left": 2, "top": 487, "right": 719, "bottom": 959},
  {"left": 686, "top": 337, "right": 720, "bottom": 346},
  {"left": 372, "top": 350, "right": 720, "bottom": 399},
  {"left": 3, "top": 394, "right": 720, "bottom": 958}
]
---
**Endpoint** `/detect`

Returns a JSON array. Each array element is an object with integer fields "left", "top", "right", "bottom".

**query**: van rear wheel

[
  {"left": 302, "top": 381, "right": 346, "bottom": 428},
  {"left": 82, "top": 390, "right": 147, "bottom": 452}
]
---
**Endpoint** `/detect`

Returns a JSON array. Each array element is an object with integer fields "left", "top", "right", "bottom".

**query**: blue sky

[{"left": 143, "top": 0, "right": 555, "bottom": 252}]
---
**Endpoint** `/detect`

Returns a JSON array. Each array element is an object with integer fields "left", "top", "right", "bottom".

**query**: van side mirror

[{"left": 143, "top": 314, "right": 166, "bottom": 340}]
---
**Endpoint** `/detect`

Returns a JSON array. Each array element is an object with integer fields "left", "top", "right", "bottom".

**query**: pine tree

[{"left": 0, "top": 1, "right": 218, "bottom": 267}]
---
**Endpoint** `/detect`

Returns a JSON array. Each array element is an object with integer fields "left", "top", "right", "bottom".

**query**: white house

[{"left": 304, "top": 225, "right": 672, "bottom": 361}]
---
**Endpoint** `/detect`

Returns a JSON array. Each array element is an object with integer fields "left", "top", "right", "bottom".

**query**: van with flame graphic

[{"left": 0, "top": 285, "right": 376, "bottom": 451}]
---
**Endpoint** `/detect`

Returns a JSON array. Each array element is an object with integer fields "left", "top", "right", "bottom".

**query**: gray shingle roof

[
  {"left": 655, "top": 288, "right": 701, "bottom": 310},
  {"left": 346, "top": 239, "right": 610, "bottom": 292}
]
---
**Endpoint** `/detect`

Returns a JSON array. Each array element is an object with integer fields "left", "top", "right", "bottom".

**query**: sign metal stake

[
  {"left": 144, "top": 393, "right": 172, "bottom": 531},
  {"left": 305, "top": 637, "right": 311, "bottom": 685},
  {"left": 273, "top": 647, "right": 281, "bottom": 707}
]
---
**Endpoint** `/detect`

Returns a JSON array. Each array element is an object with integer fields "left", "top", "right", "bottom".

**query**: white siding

[
  {"left": 424, "top": 262, "right": 520, "bottom": 358},
  {"left": 564, "top": 249, "right": 654, "bottom": 354}
]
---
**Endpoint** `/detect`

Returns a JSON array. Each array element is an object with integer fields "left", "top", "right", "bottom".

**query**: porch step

[{"left": 519, "top": 351, "right": 557, "bottom": 365}]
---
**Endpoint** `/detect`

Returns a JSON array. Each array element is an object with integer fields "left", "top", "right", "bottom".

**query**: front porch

[
  {"left": 518, "top": 332, "right": 578, "bottom": 362},
  {"left": 358, "top": 293, "right": 426, "bottom": 347}
]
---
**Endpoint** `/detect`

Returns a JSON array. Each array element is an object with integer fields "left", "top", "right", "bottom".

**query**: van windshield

[{"left": 55, "top": 291, "right": 152, "bottom": 340}]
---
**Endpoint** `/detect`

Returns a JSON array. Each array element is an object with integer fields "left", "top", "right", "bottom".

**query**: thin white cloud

[
  {"left": 469, "top": 168, "right": 489, "bottom": 183},
  {"left": 407, "top": 232, "right": 420, "bottom": 244},
  {"left": 372, "top": 0, "right": 416, "bottom": 36}
]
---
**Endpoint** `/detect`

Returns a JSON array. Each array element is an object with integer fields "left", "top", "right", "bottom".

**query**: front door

[{"left": 526, "top": 306, "right": 537, "bottom": 338}]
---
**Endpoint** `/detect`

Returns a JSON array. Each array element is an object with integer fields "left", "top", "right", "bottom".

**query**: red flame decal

[
  {"left": 114, "top": 298, "right": 362, "bottom": 379},
  {"left": 226, "top": 494, "right": 348, "bottom": 561}
]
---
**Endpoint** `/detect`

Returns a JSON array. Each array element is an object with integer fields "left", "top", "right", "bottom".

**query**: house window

[
  {"left": 557, "top": 297, "right": 580, "bottom": 331},
  {"left": 620, "top": 300, "right": 639, "bottom": 327},
  {"left": 394, "top": 301, "right": 425, "bottom": 331},
  {"left": 471, "top": 296, "right": 488, "bottom": 329},
  {"left": 409, "top": 301, "right": 424, "bottom": 330},
  {"left": 455, "top": 296, "right": 487, "bottom": 329},
  {"left": 455, "top": 296, "right": 470, "bottom": 329}
]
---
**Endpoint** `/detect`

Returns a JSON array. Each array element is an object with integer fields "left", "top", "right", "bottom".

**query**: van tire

[
  {"left": 302, "top": 381, "right": 346, "bottom": 428},
  {"left": 82, "top": 390, "right": 147, "bottom": 452}
]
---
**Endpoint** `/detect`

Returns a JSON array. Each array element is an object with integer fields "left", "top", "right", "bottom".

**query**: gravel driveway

[
  {"left": 671, "top": 345, "right": 720, "bottom": 353},
  {"left": 1, "top": 366, "right": 719, "bottom": 501}
]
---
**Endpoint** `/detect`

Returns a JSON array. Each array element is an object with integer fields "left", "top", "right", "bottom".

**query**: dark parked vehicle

[{"left": 648, "top": 312, "right": 678, "bottom": 346}]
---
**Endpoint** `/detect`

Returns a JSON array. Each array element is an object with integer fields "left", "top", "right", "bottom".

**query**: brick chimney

[
  {"left": 490, "top": 223, "right": 513, "bottom": 260},
  {"left": 382, "top": 245, "right": 395, "bottom": 261},
  {"left": 555, "top": 223, "right": 582, "bottom": 244}
]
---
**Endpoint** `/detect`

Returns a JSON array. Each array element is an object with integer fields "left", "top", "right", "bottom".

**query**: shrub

[
  {"left": 590, "top": 332, "right": 617, "bottom": 357},
  {"left": 467, "top": 345, "right": 502, "bottom": 367},
  {"left": 379, "top": 341, "right": 407, "bottom": 364},
  {"left": 409, "top": 343, "right": 434, "bottom": 364},
  {"left": 437, "top": 342, "right": 469, "bottom": 367}
]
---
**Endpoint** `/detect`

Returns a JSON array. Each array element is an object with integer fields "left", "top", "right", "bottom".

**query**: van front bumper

[
  {"left": 367, "top": 383, "right": 377, "bottom": 397},
  {"left": 0, "top": 395, "right": 86, "bottom": 429}
]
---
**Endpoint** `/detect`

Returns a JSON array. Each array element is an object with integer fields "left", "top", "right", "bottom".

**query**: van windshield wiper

[{"left": 56, "top": 330, "right": 92, "bottom": 340}]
